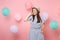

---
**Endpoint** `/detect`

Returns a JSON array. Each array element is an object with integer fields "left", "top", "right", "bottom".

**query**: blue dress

[{"left": 28, "top": 15, "right": 44, "bottom": 40}]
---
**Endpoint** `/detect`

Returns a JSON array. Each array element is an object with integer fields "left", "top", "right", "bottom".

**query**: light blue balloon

[
  {"left": 50, "top": 20, "right": 58, "bottom": 30},
  {"left": 2, "top": 7, "right": 10, "bottom": 16}
]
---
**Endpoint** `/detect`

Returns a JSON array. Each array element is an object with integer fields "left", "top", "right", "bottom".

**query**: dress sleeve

[
  {"left": 28, "top": 15, "right": 32, "bottom": 21},
  {"left": 41, "top": 15, "right": 45, "bottom": 24}
]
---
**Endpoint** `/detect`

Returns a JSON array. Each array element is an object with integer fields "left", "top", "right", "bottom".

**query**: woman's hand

[{"left": 24, "top": 13, "right": 32, "bottom": 22}]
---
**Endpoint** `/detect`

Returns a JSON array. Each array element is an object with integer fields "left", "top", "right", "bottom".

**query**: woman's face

[{"left": 32, "top": 8, "right": 37, "bottom": 15}]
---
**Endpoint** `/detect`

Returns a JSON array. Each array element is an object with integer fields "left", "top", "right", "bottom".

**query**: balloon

[
  {"left": 10, "top": 25, "right": 18, "bottom": 34},
  {"left": 41, "top": 12, "right": 49, "bottom": 22},
  {"left": 25, "top": 1, "right": 33, "bottom": 11},
  {"left": 14, "top": 14, "right": 22, "bottom": 21},
  {"left": 2, "top": 7, "right": 10, "bottom": 16},
  {"left": 50, "top": 20, "right": 58, "bottom": 30}
]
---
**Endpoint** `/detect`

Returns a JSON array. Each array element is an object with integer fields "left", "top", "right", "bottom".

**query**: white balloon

[
  {"left": 14, "top": 13, "right": 22, "bottom": 21},
  {"left": 10, "top": 25, "right": 18, "bottom": 34},
  {"left": 41, "top": 12, "right": 49, "bottom": 21}
]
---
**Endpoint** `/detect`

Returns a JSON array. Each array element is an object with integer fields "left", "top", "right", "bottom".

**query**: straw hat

[{"left": 33, "top": 6, "right": 40, "bottom": 11}]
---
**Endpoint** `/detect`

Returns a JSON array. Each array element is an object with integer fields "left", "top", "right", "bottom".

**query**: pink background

[{"left": 0, "top": 0, "right": 60, "bottom": 40}]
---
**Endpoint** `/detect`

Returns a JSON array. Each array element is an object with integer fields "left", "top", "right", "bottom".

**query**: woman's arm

[
  {"left": 41, "top": 23, "right": 45, "bottom": 32},
  {"left": 24, "top": 13, "right": 32, "bottom": 22}
]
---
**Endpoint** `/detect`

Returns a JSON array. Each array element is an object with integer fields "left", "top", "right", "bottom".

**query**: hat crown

[{"left": 33, "top": 6, "right": 40, "bottom": 11}]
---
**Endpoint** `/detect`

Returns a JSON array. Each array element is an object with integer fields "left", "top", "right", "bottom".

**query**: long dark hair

[{"left": 32, "top": 7, "right": 42, "bottom": 23}]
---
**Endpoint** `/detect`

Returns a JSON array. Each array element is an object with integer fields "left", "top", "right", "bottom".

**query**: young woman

[{"left": 24, "top": 6, "right": 45, "bottom": 40}]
